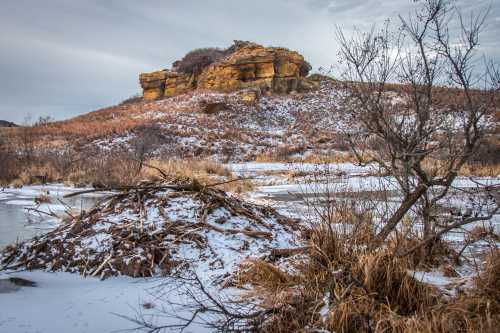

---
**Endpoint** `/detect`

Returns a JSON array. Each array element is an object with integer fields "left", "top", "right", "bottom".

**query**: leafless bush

[
  {"left": 337, "top": 0, "right": 500, "bottom": 251},
  {"left": 34, "top": 116, "right": 54, "bottom": 125},
  {"left": 128, "top": 125, "right": 166, "bottom": 174},
  {"left": 300, "top": 60, "right": 312, "bottom": 77},
  {"left": 469, "top": 138, "right": 500, "bottom": 166},
  {"left": 173, "top": 48, "right": 225, "bottom": 76},
  {"left": 0, "top": 135, "right": 19, "bottom": 185}
]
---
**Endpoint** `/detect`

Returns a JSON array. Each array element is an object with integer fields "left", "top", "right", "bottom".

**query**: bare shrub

[
  {"left": 337, "top": 0, "right": 500, "bottom": 251},
  {"left": 0, "top": 135, "right": 19, "bottom": 185},
  {"left": 173, "top": 48, "right": 225, "bottom": 76},
  {"left": 151, "top": 189, "right": 497, "bottom": 332},
  {"left": 255, "top": 145, "right": 306, "bottom": 162}
]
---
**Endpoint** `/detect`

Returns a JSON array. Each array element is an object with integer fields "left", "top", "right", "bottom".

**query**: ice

[
  {"left": 0, "top": 271, "right": 209, "bottom": 333},
  {"left": 5, "top": 200, "right": 37, "bottom": 206}
]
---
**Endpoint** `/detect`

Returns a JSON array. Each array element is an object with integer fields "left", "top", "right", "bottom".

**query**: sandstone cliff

[{"left": 139, "top": 41, "right": 318, "bottom": 100}]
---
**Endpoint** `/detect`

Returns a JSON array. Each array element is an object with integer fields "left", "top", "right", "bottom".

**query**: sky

[{"left": 1, "top": 0, "right": 499, "bottom": 123}]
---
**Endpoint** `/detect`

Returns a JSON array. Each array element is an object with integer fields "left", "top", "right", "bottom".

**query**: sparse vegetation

[
  {"left": 119, "top": 93, "right": 143, "bottom": 105},
  {"left": 173, "top": 48, "right": 226, "bottom": 76},
  {"left": 115, "top": 1, "right": 499, "bottom": 332},
  {"left": 0, "top": 2, "right": 498, "bottom": 333},
  {"left": 337, "top": 0, "right": 499, "bottom": 250},
  {"left": 141, "top": 181, "right": 498, "bottom": 332}
]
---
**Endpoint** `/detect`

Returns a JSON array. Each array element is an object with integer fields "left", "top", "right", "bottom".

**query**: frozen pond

[
  {"left": 233, "top": 163, "right": 500, "bottom": 245},
  {"left": 0, "top": 165, "right": 498, "bottom": 333},
  {"left": 0, "top": 185, "right": 103, "bottom": 249}
]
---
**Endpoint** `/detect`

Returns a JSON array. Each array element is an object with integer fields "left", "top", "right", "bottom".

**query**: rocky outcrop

[{"left": 140, "top": 41, "right": 318, "bottom": 100}]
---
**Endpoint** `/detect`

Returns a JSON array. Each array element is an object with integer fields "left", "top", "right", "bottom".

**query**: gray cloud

[{"left": 0, "top": 0, "right": 498, "bottom": 123}]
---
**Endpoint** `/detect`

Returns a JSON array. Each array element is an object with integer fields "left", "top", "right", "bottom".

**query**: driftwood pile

[{"left": 0, "top": 181, "right": 301, "bottom": 281}]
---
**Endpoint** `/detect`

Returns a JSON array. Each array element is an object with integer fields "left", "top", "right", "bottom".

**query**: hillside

[
  {"left": 0, "top": 120, "right": 18, "bottom": 128},
  {"left": 1, "top": 40, "right": 498, "bottom": 189},
  {"left": 20, "top": 76, "right": 352, "bottom": 162}
]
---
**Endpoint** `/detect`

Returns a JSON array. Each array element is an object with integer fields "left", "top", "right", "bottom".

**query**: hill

[
  {"left": 1, "top": 41, "right": 498, "bottom": 186},
  {"left": 0, "top": 120, "right": 18, "bottom": 128},
  {"left": 19, "top": 75, "right": 350, "bottom": 163}
]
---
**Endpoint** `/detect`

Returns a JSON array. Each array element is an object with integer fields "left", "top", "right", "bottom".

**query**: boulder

[{"left": 139, "top": 41, "right": 317, "bottom": 100}]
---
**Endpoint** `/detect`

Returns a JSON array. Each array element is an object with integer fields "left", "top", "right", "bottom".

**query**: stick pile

[{"left": 1, "top": 181, "right": 301, "bottom": 281}]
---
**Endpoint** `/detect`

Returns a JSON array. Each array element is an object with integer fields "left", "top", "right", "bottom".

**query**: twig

[{"left": 91, "top": 254, "right": 112, "bottom": 277}]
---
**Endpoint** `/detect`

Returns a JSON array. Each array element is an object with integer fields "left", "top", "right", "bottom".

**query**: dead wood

[{"left": 1, "top": 178, "right": 302, "bottom": 280}]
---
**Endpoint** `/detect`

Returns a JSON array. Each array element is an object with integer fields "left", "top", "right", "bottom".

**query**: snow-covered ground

[
  {"left": 80, "top": 80, "right": 353, "bottom": 162},
  {"left": 0, "top": 178, "right": 299, "bottom": 333},
  {"left": 0, "top": 270, "right": 207, "bottom": 333},
  {"left": 0, "top": 162, "right": 498, "bottom": 333},
  {"left": 228, "top": 161, "right": 373, "bottom": 176}
]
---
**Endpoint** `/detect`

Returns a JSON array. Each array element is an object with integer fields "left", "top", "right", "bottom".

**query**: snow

[
  {"left": 1, "top": 163, "right": 499, "bottom": 332},
  {"left": 412, "top": 270, "right": 453, "bottom": 288},
  {"left": 4, "top": 200, "right": 37, "bottom": 206},
  {"left": 80, "top": 80, "right": 355, "bottom": 162},
  {"left": 229, "top": 162, "right": 373, "bottom": 176},
  {"left": 0, "top": 271, "right": 208, "bottom": 333},
  {"left": 2, "top": 184, "right": 109, "bottom": 199},
  {"left": 0, "top": 182, "right": 300, "bottom": 333},
  {"left": 0, "top": 192, "right": 13, "bottom": 200}
]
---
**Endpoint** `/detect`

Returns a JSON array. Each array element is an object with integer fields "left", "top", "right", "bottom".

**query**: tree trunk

[{"left": 373, "top": 183, "right": 428, "bottom": 247}]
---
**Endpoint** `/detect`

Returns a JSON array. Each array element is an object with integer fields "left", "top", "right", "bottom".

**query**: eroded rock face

[{"left": 139, "top": 41, "right": 318, "bottom": 100}]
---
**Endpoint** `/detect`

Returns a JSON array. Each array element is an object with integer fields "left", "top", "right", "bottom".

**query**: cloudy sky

[{"left": 1, "top": 0, "right": 499, "bottom": 123}]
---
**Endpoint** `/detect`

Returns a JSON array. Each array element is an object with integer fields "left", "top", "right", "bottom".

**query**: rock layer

[{"left": 139, "top": 41, "right": 318, "bottom": 100}]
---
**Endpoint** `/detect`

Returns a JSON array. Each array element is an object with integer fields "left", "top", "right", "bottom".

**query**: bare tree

[
  {"left": 128, "top": 125, "right": 164, "bottom": 177},
  {"left": 336, "top": 0, "right": 499, "bottom": 251}
]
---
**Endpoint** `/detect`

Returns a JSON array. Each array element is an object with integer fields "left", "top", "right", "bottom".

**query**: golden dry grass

[
  {"left": 420, "top": 157, "right": 500, "bottom": 178},
  {"left": 139, "top": 159, "right": 253, "bottom": 193},
  {"left": 255, "top": 150, "right": 359, "bottom": 164},
  {"left": 232, "top": 199, "right": 500, "bottom": 333},
  {"left": 3, "top": 156, "right": 254, "bottom": 194}
]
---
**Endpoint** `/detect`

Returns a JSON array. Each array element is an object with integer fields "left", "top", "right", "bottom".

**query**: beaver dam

[{"left": 0, "top": 180, "right": 302, "bottom": 283}]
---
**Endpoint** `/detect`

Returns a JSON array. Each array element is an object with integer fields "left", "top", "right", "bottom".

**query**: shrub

[
  {"left": 469, "top": 138, "right": 500, "bottom": 166},
  {"left": 0, "top": 136, "right": 21, "bottom": 185},
  {"left": 173, "top": 48, "right": 225, "bottom": 76}
]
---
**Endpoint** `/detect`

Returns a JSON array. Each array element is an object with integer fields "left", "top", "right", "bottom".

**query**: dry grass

[
  {"left": 422, "top": 158, "right": 500, "bottom": 177},
  {"left": 139, "top": 159, "right": 253, "bottom": 193},
  {"left": 475, "top": 250, "right": 500, "bottom": 302},
  {"left": 255, "top": 150, "right": 359, "bottom": 164},
  {"left": 2, "top": 154, "right": 254, "bottom": 194},
  {"left": 235, "top": 259, "right": 296, "bottom": 292},
  {"left": 231, "top": 199, "right": 500, "bottom": 333},
  {"left": 459, "top": 163, "right": 500, "bottom": 177},
  {"left": 296, "top": 152, "right": 358, "bottom": 164},
  {"left": 140, "top": 159, "right": 232, "bottom": 182}
]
